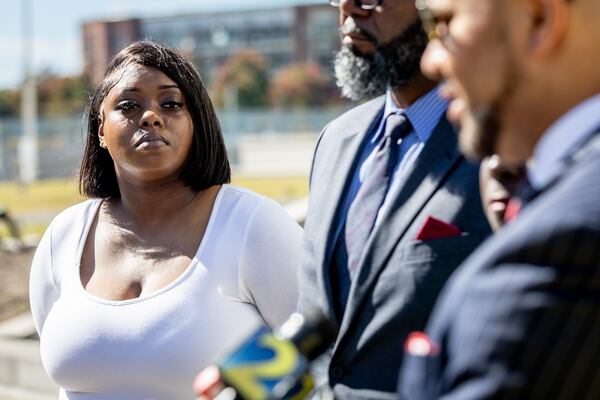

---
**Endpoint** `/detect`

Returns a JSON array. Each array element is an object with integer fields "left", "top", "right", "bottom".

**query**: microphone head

[
  {"left": 194, "top": 310, "right": 337, "bottom": 400},
  {"left": 277, "top": 309, "right": 337, "bottom": 361}
]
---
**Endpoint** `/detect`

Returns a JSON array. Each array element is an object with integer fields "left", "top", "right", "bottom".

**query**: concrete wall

[
  {"left": 236, "top": 132, "right": 317, "bottom": 176},
  {"left": 0, "top": 337, "right": 57, "bottom": 400},
  {"left": 0, "top": 313, "right": 56, "bottom": 399}
]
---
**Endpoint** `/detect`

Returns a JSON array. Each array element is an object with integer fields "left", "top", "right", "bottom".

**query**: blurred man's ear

[{"left": 522, "top": 0, "right": 571, "bottom": 58}]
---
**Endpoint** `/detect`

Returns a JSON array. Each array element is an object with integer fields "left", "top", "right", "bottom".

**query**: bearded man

[{"left": 297, "top": 1, "right": 491, "bottom": 398}]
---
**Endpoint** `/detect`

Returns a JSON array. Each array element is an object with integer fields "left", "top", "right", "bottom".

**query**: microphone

[{"left": 194, "top": 310, "right": 336, "bottom": 400}]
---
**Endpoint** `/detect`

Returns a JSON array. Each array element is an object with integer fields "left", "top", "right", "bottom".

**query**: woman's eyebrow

[
  {"left": 158, "top": 84, "right": 180, "bottom": 90},
  {"left": 117, "top": 84, "right": 180, "bottom": 94}
]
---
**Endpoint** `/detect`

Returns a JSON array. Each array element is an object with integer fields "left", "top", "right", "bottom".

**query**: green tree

[
  {"left": 37, "top": 73, "right": 88, "bottom": 117},
  {"left": 211, "top": 50, "right": 269, "bottom": 109},
  {"left": 0, "top": 89, "right": 21, "bottom": 117},
  {"left": 0, "top": 73, "right": 88, "bottom": 119}
]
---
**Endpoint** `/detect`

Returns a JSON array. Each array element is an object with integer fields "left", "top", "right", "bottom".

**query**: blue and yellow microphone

[{"left": 194, "top": 310, "right": 336, "bottom": 400}]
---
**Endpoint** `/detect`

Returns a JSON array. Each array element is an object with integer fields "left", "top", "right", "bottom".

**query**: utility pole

[{"left": 19, "top": 0, "right": 38, "bottom": 184}]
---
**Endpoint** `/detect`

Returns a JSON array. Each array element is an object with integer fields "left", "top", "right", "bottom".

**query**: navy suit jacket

[
  {"left": 400, "top": 131, "right": 600, "bottom": 399},
  {"left": 298, "top": 96, "right": 491, "bottom": 399}
]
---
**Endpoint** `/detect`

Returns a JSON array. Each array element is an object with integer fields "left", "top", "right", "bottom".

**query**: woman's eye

[
  {"left": 163, "top": 101, "right": 183, "bottom": 109},
  {"left": 115, "top": 101, "right": 138, "bottom": 112}
]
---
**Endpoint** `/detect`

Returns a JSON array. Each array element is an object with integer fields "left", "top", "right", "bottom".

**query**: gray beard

[{"left": 334, "top": 20, "right": 429, "bottom": 101}]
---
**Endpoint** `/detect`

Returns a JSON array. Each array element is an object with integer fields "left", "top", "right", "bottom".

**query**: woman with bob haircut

[{"left": 29, "top": 41, "right": 302, "bottom": 399}]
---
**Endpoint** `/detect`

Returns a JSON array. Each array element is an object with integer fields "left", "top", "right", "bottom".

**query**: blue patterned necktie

[{"left": 345, "top": 113, "right": 413, "bottom": 277}]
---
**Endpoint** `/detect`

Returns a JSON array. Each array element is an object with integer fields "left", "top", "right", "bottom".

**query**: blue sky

[{"left": 0, "top": 0, "right": 321, "bottom": 90}]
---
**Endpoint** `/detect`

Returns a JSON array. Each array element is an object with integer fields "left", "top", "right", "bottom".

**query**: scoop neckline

[{"left": 74, "top": 185, "right": 228, "bottom": 306}]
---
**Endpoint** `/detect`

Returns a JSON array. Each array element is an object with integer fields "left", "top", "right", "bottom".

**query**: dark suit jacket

[
  {"left": 298, "top": 96, "right": 491, "bottom": 399},
  {"left": 400, "top": 131, "right": 600, "bottom": 399}
]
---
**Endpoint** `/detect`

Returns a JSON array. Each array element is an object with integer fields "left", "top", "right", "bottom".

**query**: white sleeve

[
  {"left": 29, "top": 219, "right": 60, "bottom": 336},
  {"left": 238, "top": 198, "right": 302, "bottom": 329}
]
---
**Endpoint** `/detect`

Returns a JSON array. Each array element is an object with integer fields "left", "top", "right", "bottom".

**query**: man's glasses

[
  {"left": 329, "top": 0, "right": 383, "bottom": 10},
  {"left": 415, "top": 0, "right": 449, "bottom": 42}
]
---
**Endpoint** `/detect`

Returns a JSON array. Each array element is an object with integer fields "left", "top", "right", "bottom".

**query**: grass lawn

[
  {"left": 0, "top": 175, "right": 308, "bottom": 237},
  {"left": 0, "top": 178, "right": 83, "bottom": 214}
]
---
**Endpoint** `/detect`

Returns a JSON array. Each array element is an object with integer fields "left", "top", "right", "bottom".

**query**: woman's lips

[
  {"left": 133, "top": 131, "right": 167, "bottom": 149},
  {"left": 137, "top": 139, "right": 166, "bottom": 150}
]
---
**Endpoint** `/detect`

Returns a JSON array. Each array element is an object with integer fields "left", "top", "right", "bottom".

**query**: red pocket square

[{"left": 415, "top": 216, "right": 462, "bottom": 241}]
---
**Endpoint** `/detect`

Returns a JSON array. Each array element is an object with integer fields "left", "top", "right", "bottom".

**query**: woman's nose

[{"left": 139, "top": 109, "right": 163, "bottom": 129}]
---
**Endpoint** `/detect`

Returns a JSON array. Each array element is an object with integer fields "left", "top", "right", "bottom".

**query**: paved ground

[
  {"left": 0, "top": 248, "right": 56, "bottom": 400},
  {"left": 0, "top": 248, "right": 34, "bottom": 322}
]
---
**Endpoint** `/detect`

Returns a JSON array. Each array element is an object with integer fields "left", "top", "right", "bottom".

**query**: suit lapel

[
  {"left": 315, "top": 99, "right": 385, "bottom": 320},
  {"left": 335, "top": 117, "right": 463, "bottom": 343}
]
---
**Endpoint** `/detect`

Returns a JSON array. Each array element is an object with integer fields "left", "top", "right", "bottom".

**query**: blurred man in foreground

[
  {"left": 297, "top": 0, "right": 490, "bottom": 398},
  {"left": 400, "top": 0, "right": 600, "bottom": 398}
]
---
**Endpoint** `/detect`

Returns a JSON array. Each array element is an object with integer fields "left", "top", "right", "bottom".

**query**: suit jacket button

[{"left": 331, "top": 365, "right": 344, "bottom": 379}]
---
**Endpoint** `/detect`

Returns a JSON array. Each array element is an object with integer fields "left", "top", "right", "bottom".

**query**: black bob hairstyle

[{"left": 79, "top": 40, "right": 231, "bottom": 198}]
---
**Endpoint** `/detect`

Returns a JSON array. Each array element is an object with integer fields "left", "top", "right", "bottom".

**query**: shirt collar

[
  {"left": 529, "top": 92, "right": 600, "bottom": 189},
  {"left": 375, "top": 86, "right": 448, "bottom": 144}
]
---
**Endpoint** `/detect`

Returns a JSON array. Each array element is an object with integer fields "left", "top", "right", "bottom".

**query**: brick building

[{"left": 82, "top": 3, "right": 339, "bottom": 87}]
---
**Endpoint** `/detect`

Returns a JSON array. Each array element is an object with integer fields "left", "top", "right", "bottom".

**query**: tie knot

[{"left": 384, "top": 113, "right": 412, "bottom": 142}]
